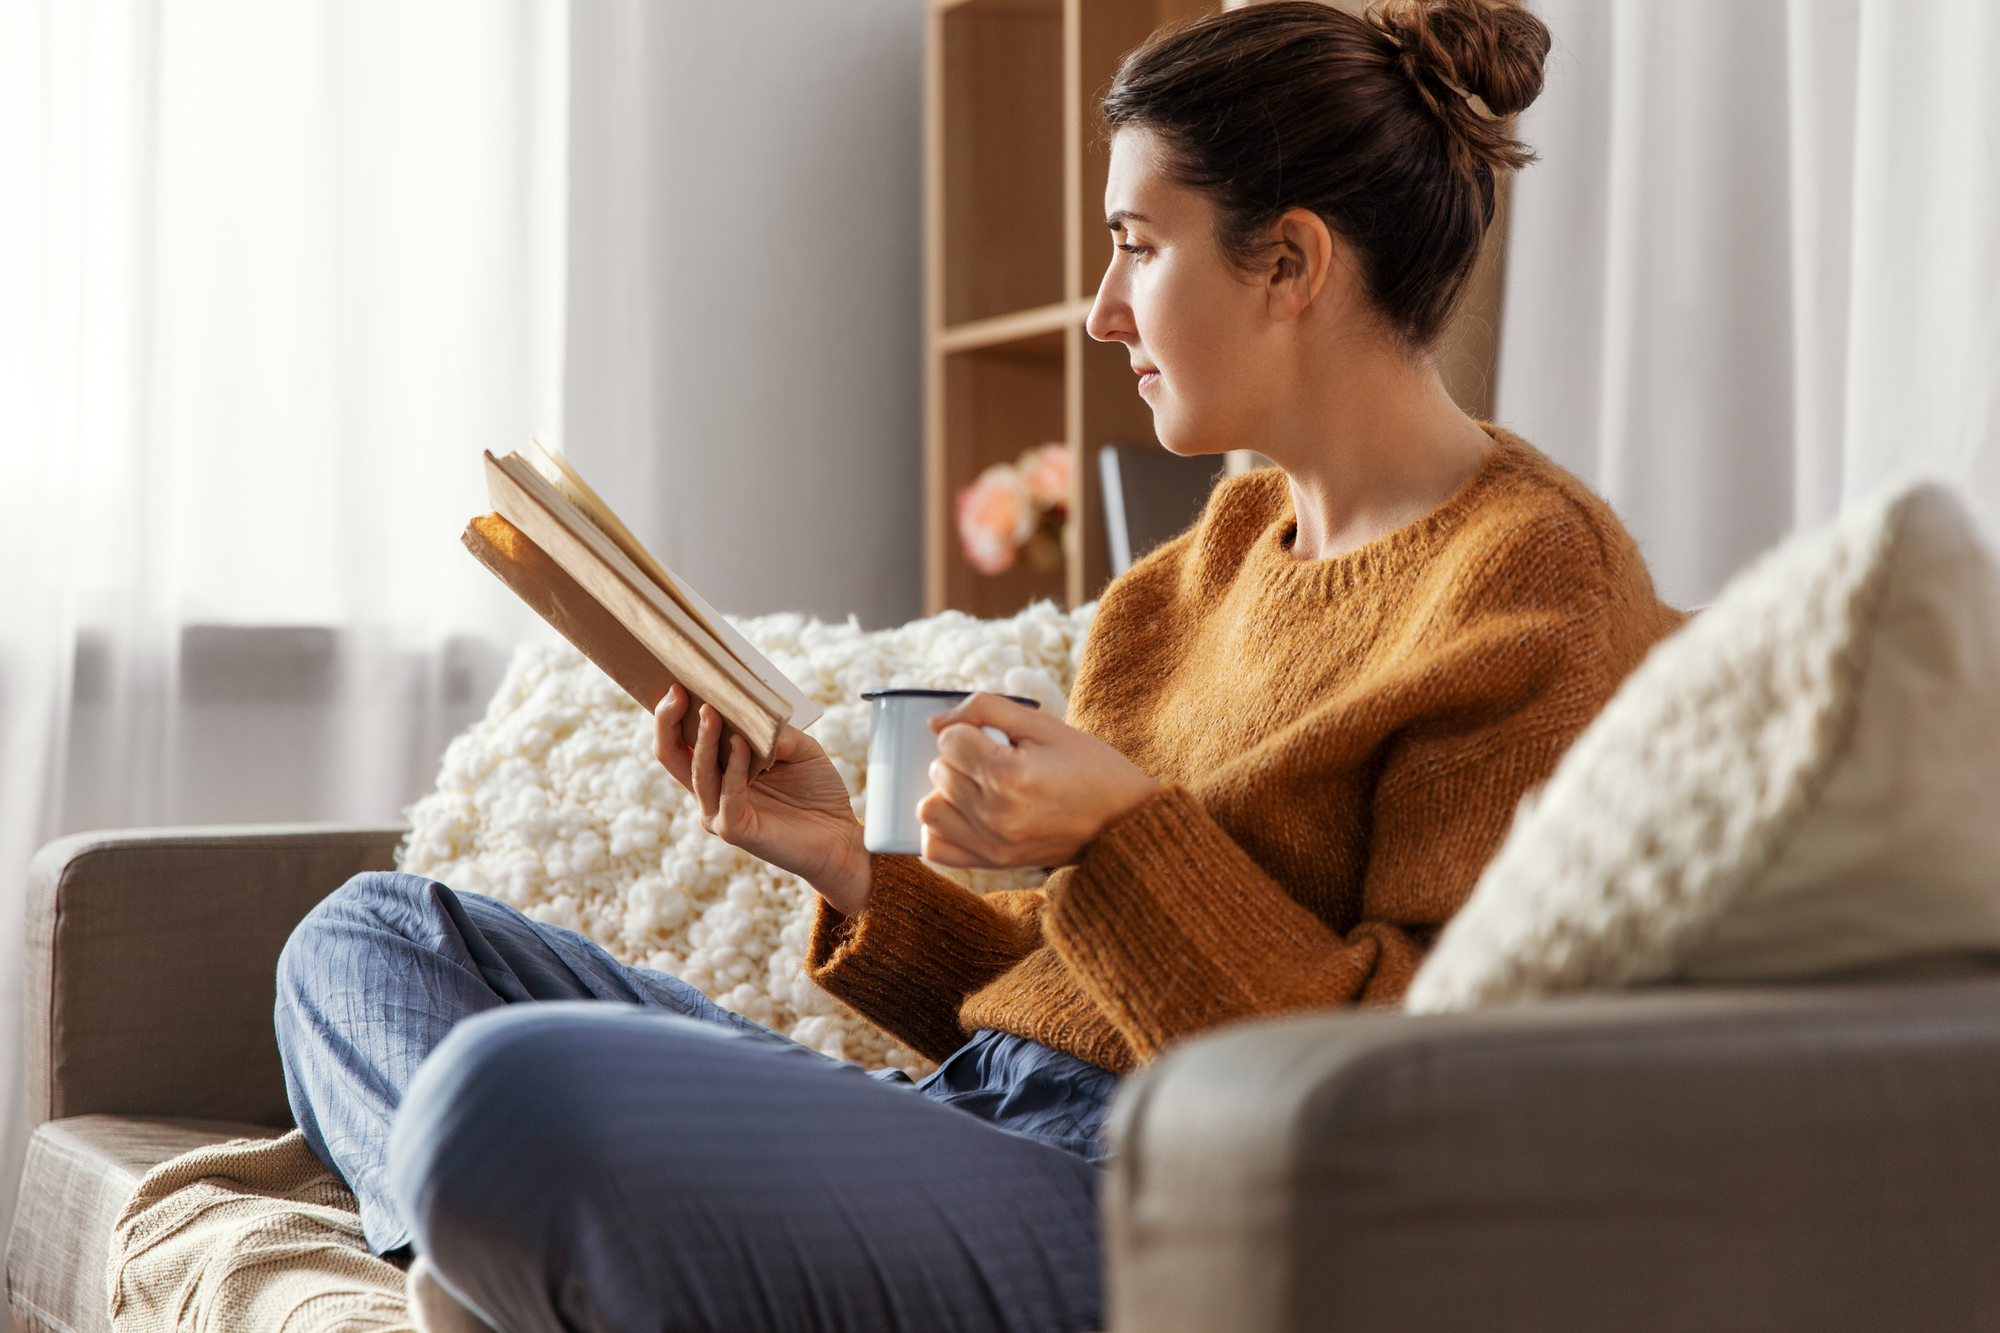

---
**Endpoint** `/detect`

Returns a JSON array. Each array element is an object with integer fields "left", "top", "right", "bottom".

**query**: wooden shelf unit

[
  {"left": 923, "top": 0, "right": 1509, "bottom": 617},
  {"left": 925, "top": 0, "right": 1214, "bottom": 617}
]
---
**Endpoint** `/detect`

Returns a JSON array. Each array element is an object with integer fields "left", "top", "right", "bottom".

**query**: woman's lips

[{"left": 1135, "top": 368, "right": 1160, "bottom": 391}]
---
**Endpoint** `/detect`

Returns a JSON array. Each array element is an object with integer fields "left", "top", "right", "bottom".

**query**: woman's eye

[{"left": 1117, "top": 242, "right": 1153, "bottom": 262}]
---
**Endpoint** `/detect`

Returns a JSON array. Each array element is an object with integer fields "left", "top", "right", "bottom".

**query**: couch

[
  {"left": 13, "top": 824, "right": 2000, "bottom": 1333},
  {"left": 8, "top": 824, "right": 402, "bottom": 1333}
]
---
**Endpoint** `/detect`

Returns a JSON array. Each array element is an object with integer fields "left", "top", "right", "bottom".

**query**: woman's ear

[{"left": 1265, "top": 208, "right": 1338, "bottom": 323}]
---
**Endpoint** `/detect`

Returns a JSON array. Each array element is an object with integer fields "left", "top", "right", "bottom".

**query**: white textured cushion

[
  {"left": 401, "top": 603, "right": 1091, "bottom": 1076},
  {"left": 1407, "top": 482, "right": 2000, "bottom": 1012}
]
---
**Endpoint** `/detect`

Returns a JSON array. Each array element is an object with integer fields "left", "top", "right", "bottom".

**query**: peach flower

[
  {"left": 956, "top": 462, "right": 1037, "bottom": 575},
  {"left": 1020, "top": 442, "right": 1073, "bottom": 517}
]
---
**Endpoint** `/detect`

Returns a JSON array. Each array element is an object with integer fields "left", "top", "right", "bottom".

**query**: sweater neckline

[{"left": 1249, "top": 427, "right": 1519, "bottom": 597}]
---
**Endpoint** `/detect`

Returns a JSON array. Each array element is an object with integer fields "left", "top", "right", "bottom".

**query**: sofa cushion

[
  {"left": 399, "top": 604, "right": 1092, "bottom": 1077},
  {"left": 25, "top": 825, "right": 404, "bottom": 1130},
  {"left": 1408, "top": 482, "right": 2000, "bottom": 1011},
  {"left": 7, "top": 1116, "right": 279, "bottom": 1333}
]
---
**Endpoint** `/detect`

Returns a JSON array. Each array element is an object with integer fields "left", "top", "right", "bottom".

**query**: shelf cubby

[
  {"left": 940, "top": 331, "right": 1070, "bottom": 617},
  {"left": 927, "top": 0, "right": 1217, "bottom": 618},
  {"left": 941, "top": 0, "right": 1067, "bottom": 327}
]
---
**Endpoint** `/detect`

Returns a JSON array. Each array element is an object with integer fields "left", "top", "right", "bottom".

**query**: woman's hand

[
  {"left": 653, "top": 686, "right": 871, "bottom": 916},
  {"left": 918, "top": 692, "right": 1161, "bottom": 869}
]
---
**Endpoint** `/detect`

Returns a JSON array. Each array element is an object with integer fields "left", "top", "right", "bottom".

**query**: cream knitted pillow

[
  {"left": 1406, "top": 482, "right": 2000, "bottom": 1012},
  {"left": 400, "top": 602, "right": 1092, "bottom": 1076}
]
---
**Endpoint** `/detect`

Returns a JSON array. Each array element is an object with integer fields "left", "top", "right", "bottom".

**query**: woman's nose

[{"left": 1085, "top": 260, "right": 1133, "bottom": 345}]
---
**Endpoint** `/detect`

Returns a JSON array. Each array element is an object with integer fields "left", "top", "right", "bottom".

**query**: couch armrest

[
  {"left": 1104, "top": 974, "right": 2000, "bottom": 1333},
  {"left": 24, "top": 824, "right": 404, "bottom": 1132}
]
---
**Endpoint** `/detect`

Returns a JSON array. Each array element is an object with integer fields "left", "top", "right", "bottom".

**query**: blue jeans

[{"left": 274, "top": 872, "right": 1105, "bottom": 1333}]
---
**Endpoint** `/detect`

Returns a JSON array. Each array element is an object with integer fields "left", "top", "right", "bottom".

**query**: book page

[
  {"left": 520, "top": 439, "right": 714, "bottom": 631},
  {"left": 516, "top": 440, "right": 823, "bottom": 731},
  {"left": 665, "top": 570, "right": 823, "bottom": 731}
]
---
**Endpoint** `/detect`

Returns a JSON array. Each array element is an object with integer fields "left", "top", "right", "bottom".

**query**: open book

[{"left": 463, "top": 441, "right": 821, "bottom": 770}]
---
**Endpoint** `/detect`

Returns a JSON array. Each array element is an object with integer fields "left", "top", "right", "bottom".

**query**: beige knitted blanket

[{"left": 107, "top": 1129, "right": 412, "bottom": 1333}]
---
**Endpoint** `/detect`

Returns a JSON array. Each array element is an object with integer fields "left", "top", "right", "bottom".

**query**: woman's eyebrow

[{"left": 1106, "top": 210, "right": 1152, "bottom": 231}]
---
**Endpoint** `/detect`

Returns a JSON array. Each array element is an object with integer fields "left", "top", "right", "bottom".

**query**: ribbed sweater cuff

[
  {"left": 1048, "top": 786, "right": 1380, "bottom": 1060},
  {"left": 806, "top": 855, "right": 1040, "bottom": 1064}
]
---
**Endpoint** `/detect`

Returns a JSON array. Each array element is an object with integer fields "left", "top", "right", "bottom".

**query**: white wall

[{"left": 565, "top": 0, "right": 925, "bottom": 630}]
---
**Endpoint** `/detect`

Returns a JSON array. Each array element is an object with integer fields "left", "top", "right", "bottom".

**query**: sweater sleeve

[
  {"left": 811, "top": 454, "right": 1675, "bottom": 1070},
  {"left": 805, "top": 855, "right": 1047, "bottom": 1063},
  {"left": 1045, "top": 594, "right": 1654, "bottom": 1061},
  {"left": 1041, "top": 787, "right": 1385, "bottom": 1063}
]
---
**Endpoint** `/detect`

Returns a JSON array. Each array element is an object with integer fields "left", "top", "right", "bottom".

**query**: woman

[{"left": 277, "top": 3, "right": 1680, "bottom": 1331}]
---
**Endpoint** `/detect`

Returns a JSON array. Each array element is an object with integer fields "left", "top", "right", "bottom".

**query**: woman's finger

[
  {"left": 929, "top": 756, "right": 1029, "bottom": 849},
  {"left": 934, "top": 721, "right": 1014, "bottom": 782},
  {"left": 716, "top": 733, "right": 753, "bottom": 828},
  {"left": 773, "top": 723, "right": 822, "bottom": 765},
  {"left": 928, "top": 691, "right": 1057, "bottom": 744},
  {"left": 927, "top": 753, "right": 991, "bottom": 813},
  {"left": 691, "top": 704, "right": 725, "bottom": 819},
  {"left": 654, "top": 687, "right": 696, "bottom": 789},
  {"left": 918, "top": 826, "right": 988, "bottom": 868},
  {"left": 916, "top": 788, "right": 995, "bottom": 862}
]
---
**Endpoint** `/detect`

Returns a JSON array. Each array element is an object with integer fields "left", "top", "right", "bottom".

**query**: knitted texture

[
  {"left": 810, "top": 432, "right": 1683, "bottom": 1071},
  {"left": 1406, "top": 482, "right": 2000, "bottom": 1011},
  {"left": 107, "top": 1130, "right": 410, "bottom": 1333},
  {"left": 401, "top": 602, "right": 1093, "bottom": 1078}
]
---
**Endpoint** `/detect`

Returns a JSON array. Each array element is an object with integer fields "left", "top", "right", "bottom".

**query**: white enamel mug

[{"left": 861, "top": 689, "right": 1041, "bottom": 856}]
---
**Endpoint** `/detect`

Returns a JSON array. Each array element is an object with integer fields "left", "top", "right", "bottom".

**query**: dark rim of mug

[{"left": 860, "top": 689, "right": 1041, "bottom": 709}]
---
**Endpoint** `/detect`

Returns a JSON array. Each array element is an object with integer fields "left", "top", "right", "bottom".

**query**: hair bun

[{"left": 1369, "top": 0, "right": 1551, "bottom": 172}]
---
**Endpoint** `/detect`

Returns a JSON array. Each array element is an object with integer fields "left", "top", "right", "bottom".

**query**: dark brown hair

[{"left": 1102, "top": 0, "right": 1551, "bottom": 347}]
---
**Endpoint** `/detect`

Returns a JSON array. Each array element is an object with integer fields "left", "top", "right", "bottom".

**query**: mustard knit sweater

[{"left": 809, "top": 431, "right": 1684, "bottom": 1074}]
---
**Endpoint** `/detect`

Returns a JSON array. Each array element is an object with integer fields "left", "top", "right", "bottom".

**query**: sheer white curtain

[
  {"left": 0, "top": 0, "right": 566, "bottom": 1250},
  {"left": 1498, "top": 0, "right": 2000, "bottom": 609}
]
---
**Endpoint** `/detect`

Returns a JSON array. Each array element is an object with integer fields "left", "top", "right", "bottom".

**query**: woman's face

[{"left": 1086, "top": 128, "right": 1283, "bottom": 457}]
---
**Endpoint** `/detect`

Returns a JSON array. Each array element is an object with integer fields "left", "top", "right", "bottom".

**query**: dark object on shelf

[{"left": 1099, "top": 445, "right": 1225, "bottom": 575}]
